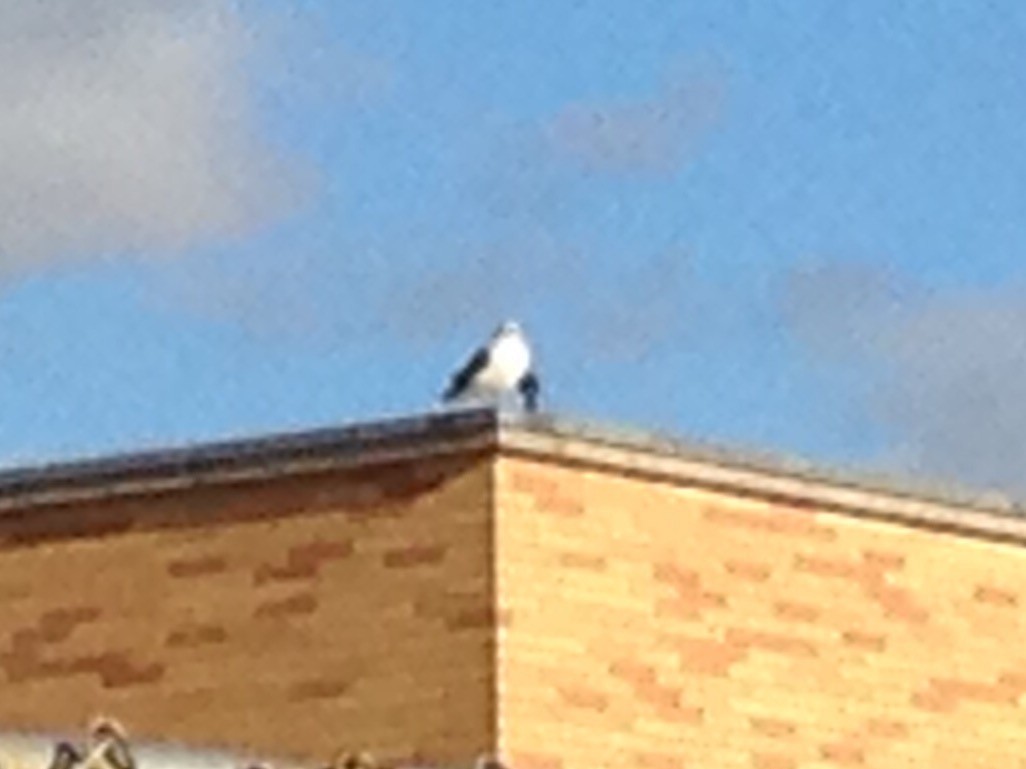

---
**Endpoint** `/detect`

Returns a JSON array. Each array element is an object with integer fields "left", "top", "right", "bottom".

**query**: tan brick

[
  {"left": 819, "top": 741, "right": 866, "bottom": 765},
  {"left": 383, "top": 543, "right": 448, "bottom": 568},
  {"left": 495, "top": 455, "right": 1026, "bottom": 769},
  {"left": 167, "top": 555, "right": 227, "bottom": 578},
  {"left": 0, "top": 456, "right": 496, "bottom": 764},
  {"left": 724, "top": 560, "right": 773, "bottom": 582},
  {"left": 3, "top": 434, "right": 1026, "bottom": 769},
  {"left": 751, "top": 754, "right": 797, "bottom": 769},
  {"left": 973, "top": 584, "right": 1019, "bottom": 607},
  {"left": 165, "top": 623, "right": 228, "bottom": 648},
  {"left": 840, "top": 630, "right": 887, "bottom": 652},
  {"left": 773, "top": 601, "right": 820, "bottom": 623}
]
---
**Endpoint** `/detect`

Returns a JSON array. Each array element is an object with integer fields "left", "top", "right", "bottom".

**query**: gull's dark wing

[
  {"left": 517, "top": 371, "right": 540, "bottom": 412},
  {"left": 443, "top": 346, "right": 490, "bottom": 401}
]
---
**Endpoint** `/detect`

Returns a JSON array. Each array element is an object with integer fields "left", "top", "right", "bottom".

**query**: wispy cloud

[
  {"left": 0, "top": 0, "right": 309, "bottom": 275},
  {"left": 545, "top": 67, "right": 726, "bottom": 176},
  {"left": 147, "top": 62, "right": 720, "bottom": 365},
  {"left": 780, "top": 259, "right": 913, "bottom": 359},
  {"left": 782, "top": 260, "right": 1026, "bottom": 494}
]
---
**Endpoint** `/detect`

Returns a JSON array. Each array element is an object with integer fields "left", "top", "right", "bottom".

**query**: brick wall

[
  {"left": 0, "top": 454, "right": 496, "bottom": 765},
  {"left": 496, "top": 455, "right": 1026, "bottom": 769},
  {"left": 4, "top": 414, "right": 1026, "bottom": 769}
]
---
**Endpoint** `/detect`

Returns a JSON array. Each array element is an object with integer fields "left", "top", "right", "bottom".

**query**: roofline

[
  {"left": 0, "top": 409, "right": 501, "bottom": 513},
  {"left": 496, "top": 412, "right": 1026, "bottom": 545},
  {"left": 1, "top": 408, "right": 1024, "bottom": 544}
]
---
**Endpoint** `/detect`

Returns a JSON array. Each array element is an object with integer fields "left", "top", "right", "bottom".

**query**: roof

[{"left": 1, "top": 408, "right": 1024, "bottom": 544}]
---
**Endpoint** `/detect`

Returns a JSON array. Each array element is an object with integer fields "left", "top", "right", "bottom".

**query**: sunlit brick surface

[
  {"left": 0, "top": 456, "right": 495, "bottom": 764},
  {"left": 495, "top": 457, "right": 1026, "bottom": 769},
  {"left": 2, "top": 411, "right": 1026, "bottom": 769}
]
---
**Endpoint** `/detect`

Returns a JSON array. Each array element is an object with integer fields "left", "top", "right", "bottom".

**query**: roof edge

[
  {"left": 1, "top": 408, "right": 1024, "bottom": 546},
  {"left": 498, "top": 411, "right": 1026, "bottom": 545},
  {"left": 0, "top": 409, "right": 500, "bottom": 513}
]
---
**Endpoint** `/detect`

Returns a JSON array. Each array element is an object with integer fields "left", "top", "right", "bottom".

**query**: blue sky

[{"left": 3, "top": 1, "right": 1026, "bottom": 494}]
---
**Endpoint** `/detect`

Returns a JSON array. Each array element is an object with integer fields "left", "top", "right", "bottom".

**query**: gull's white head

[{"left": 495, "top": 320, "right": 523, "bottom": 339}]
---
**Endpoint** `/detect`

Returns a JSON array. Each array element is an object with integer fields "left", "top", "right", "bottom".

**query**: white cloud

[
  {"left": 0, "top": 0, "right": 307, "bottom": 273},
  {"left": 868, "top": 290, "right": 1026, "bottom": 493},
  {"left": 782, "top": 261, "right": 1026, "bottom": 495}
]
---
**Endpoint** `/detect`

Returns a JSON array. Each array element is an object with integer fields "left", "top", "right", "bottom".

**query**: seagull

[
  {"left": 79, "top": 718, "right": 134, "bottom": 769},
  {"left": 47, "top": 742, "right": 83, "bottom": 769},
  {"left": 442, "top": 321, "right": 540, "bottom": 412}
]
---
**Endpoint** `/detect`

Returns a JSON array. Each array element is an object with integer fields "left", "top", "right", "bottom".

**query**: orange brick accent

[
  {"left": 495, "top": 456, "right": 1026, "bottom": 769},
  {"left": 0, "top": 455, "right": 496, "bottom": 764}
]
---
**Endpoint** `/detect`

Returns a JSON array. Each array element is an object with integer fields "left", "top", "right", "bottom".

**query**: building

[{"left": 0, "top": 409, "right": 1025, "bottom": 769}]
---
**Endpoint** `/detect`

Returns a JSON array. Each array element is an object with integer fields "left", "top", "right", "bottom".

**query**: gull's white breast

[{"left": 476, "top": 333, "right": 531, "bottom": 391}]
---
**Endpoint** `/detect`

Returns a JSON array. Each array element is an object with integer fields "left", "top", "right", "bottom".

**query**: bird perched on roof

[
  {"left": 80, "top": 718, "right": 134, "bottom": 769},
  {"left": 442, "top": 321, "right": 540, "bottom": 412}
]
